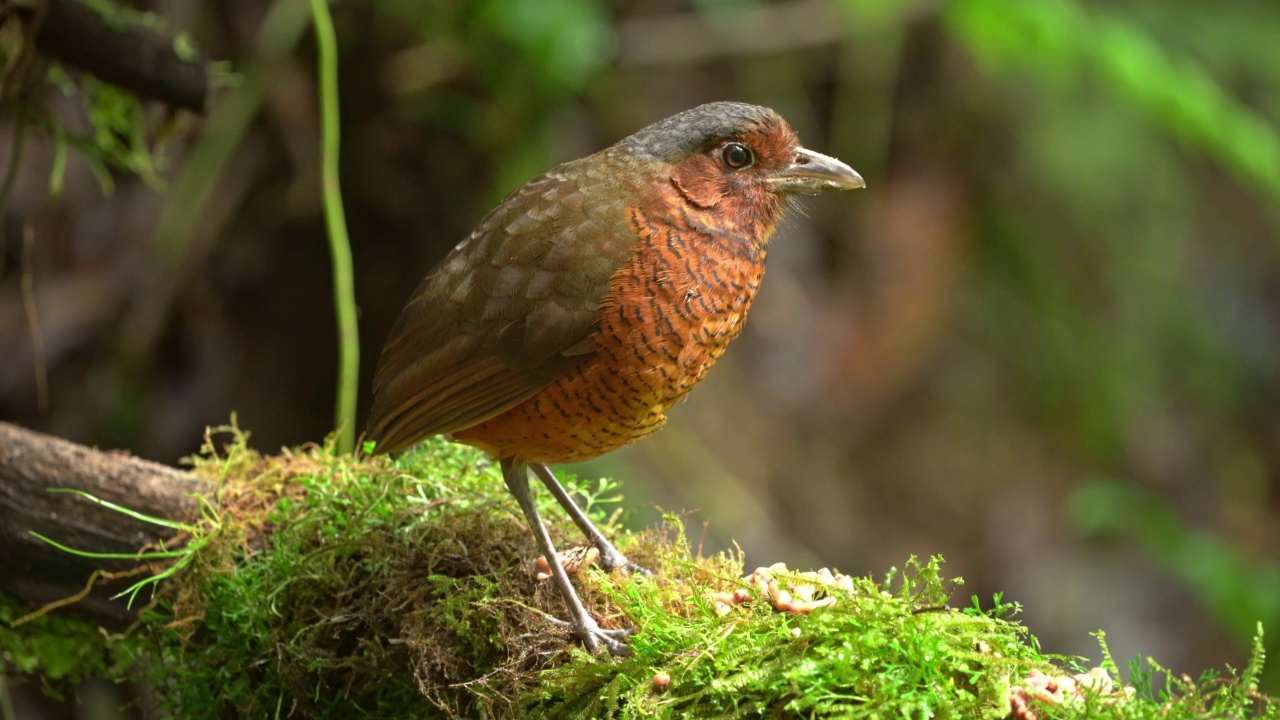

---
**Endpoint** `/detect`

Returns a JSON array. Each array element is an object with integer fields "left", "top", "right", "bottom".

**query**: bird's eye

[{"left": 720, "top": 142, "right": 753, "bottom": 170}]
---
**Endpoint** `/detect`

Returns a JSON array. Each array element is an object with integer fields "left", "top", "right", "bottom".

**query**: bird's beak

[{"left": 767, "top": 147, "right": 865, "bottom": 194}]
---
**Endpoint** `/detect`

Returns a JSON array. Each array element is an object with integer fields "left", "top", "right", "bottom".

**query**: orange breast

[{"left": 452, "top": 200, "right": 770, "bottom": 464}]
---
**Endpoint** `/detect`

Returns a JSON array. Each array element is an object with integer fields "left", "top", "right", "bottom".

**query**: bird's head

[{"left": 620, "top": 102, "right": 864, "bottom": 241}]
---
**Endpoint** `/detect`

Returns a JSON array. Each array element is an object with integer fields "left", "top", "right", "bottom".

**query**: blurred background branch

[{"left": 7, "top": 0, "right": 212, "bottom": 113}]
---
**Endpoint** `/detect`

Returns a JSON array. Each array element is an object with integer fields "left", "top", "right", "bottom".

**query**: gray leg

[
  {"left": 501, "top": 460, "right": 633, "bottom": 655},
  {"left": 531, "top": 462, "right": 652, "bottom": 576}
]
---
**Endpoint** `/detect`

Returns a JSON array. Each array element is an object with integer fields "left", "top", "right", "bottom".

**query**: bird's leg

[
  {"left": 501, "top": 460, "right": 633, "bottom": 656},
  {"left": 531, "top": 462, "right": 652, "bottom": 576}
]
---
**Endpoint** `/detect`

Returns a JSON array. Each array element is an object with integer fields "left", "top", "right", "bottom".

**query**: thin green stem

[
  {"left": 28, "top": 532, "right": 187, "bottom": 561},
  {"left": 46, "top": 487, "right": 194, "bottom": 530},
  {"left": 309, "top": 0, "right": 359, "bottom": 454}
]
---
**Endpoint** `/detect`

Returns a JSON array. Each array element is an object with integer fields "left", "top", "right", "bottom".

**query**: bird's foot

[
  {"left": 594, "top": 542, "right": 654, "bottom": 577},
  {"left": 622, "top": 561, "right": 654, "bottom": 577},
  {"left": 537, "top": 546, "right": 598, "bottom": 579},
  {"left": 548, "top": 615, "right": 635, "bottom": 656},
  {"left": 537, "top": 546, "right": 653, "bottom": 579}
]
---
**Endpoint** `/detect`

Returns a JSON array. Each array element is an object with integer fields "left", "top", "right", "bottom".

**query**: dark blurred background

[{"left": 2, "top": 0, "right": 1278, "bottom": 705}]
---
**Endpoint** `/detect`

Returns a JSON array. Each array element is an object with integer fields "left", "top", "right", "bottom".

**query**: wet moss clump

[{"left": 152, "top": 429, "right": 646, "bottom": 717}]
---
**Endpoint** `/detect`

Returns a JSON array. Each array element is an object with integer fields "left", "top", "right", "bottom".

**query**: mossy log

[
  {"left": 0, "top": 422, "right": 1273, "bottom": 719},
  {"left": 0, "top": 422, "right": 207, "bottom": 622}
]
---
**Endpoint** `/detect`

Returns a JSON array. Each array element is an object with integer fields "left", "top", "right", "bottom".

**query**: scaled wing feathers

[{"left": 365, "top": 161, "right": 639, "bottom": 454}]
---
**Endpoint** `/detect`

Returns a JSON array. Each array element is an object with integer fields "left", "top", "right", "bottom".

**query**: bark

[
  {"left": 0, "top": 421, "right": 209, "bottom": 622},
  {"left": 11, "top": 0, "right": 212, "bottom": 112}
]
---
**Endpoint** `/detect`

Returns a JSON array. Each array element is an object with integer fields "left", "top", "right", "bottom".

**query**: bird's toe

[
  {"left": 548, "top": 616, "right": 635, "bottom": 656},
  {"left": 594, "top": 545, "right": 655, "bottom": 578},
  {"left": 623, "top": 561, "right": 654, "bottom": 578},
  {"left": 590, "top": 626, "right": 634, "bottom": 656}
]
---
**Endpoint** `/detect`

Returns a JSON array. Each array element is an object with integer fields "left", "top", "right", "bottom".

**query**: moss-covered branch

[
  {"left": 0, "top": 425, "right": 1275, "bottom": 718},
  {"left": 10, "top": 0, "right": 212, "bottom": 112}
]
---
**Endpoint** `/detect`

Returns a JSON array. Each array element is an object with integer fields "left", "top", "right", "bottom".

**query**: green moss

[
  {"left": 530, "top": 555, "right": 1029, "bottom": 718},
  {"left": 0, "top": 594, "right": 145, "bottom": 700},
  {"left": 3, "top": 427, "right": 1277, "bottom": 718},
  {"left": 146, "top": 430, "right": 565, "bottom": 717}
]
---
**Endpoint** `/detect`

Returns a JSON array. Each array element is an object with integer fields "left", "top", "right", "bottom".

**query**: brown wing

[{"left": 364, "top": 157, "right": 641, "bottom": 454}]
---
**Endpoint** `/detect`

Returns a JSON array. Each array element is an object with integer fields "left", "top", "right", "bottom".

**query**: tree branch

[
  {"left": 0, "top": 421, "right": 209, "bottom": 622},
  {"left": 12, "top": 0, "right": 213, "bottom": 112}
]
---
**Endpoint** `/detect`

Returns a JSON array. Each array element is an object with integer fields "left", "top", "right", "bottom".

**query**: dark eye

[{"left": 720, "top": 142, "right": 753, "bottom": 170}]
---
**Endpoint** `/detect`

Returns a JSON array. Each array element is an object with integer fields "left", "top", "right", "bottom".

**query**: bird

[{"left": 364, "top": 101, "right": 864, "bottom": 655}]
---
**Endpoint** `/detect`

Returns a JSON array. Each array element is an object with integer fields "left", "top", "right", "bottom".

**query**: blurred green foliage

[
  {"left": 1073, "top": 479, "right": 1280, "bottom": 689},
  {"left": 946, "top": 0, "right": 1280, "bottom": 200},
  {"left": 937, "top": 0, "right": 1279, "bottom": 684},
  {"left": 375, "top": 0, "right": 612, "bottom": 197}
]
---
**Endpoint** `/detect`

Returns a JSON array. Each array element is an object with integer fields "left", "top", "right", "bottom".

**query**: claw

[
  {"left": 596, "top": 544, "right": 630, "bottom": 572},
  {"left": 595, "top": 544, "right": 654, "bottom": 577},
  {"left": 548, "top": 616, "right": 635, "bottom": 656},
  {"left": 622, "top": 561, "right": 654, "bottom": 578}
]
